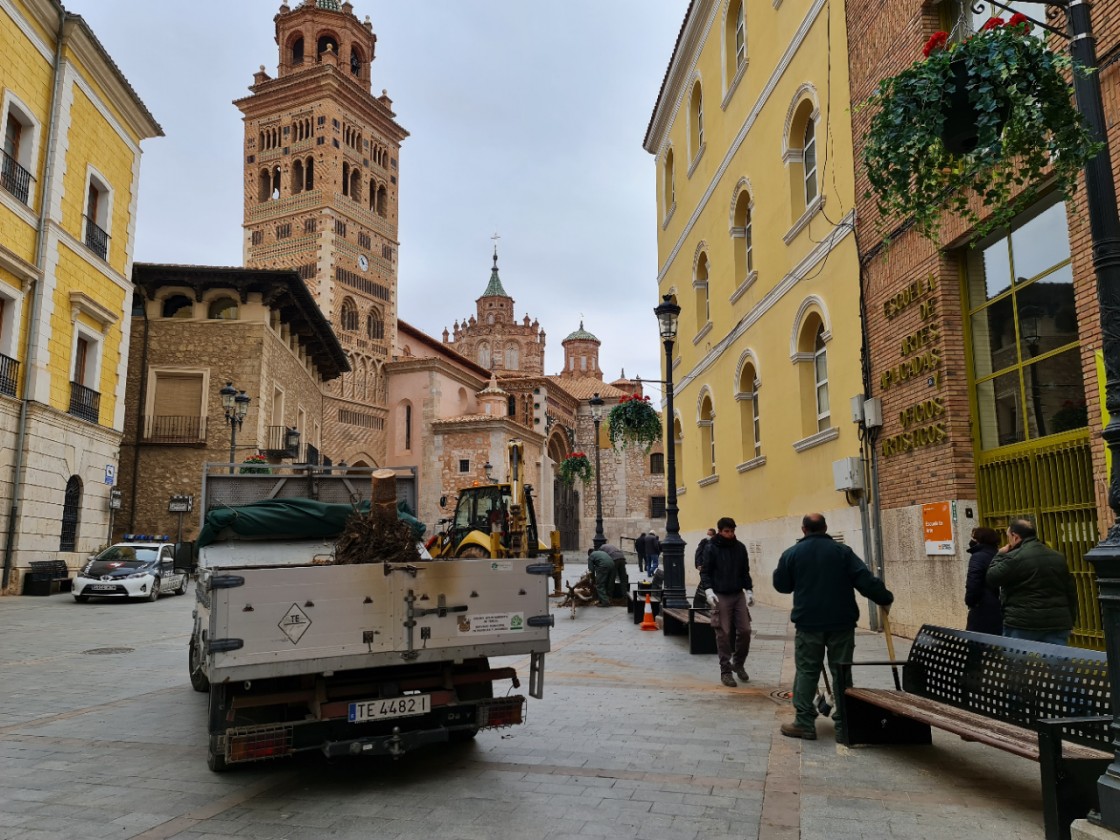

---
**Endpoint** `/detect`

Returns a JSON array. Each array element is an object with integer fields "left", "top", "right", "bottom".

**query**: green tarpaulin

[{"left": 196, "top": 498, "right": 425, "bottom": 548}]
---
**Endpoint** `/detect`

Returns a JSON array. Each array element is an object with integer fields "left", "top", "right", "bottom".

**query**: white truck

[{"left": 187, "top": 464, "right": 552, "bottom": 771}]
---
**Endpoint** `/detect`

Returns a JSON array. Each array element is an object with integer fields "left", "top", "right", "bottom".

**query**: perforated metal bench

[
  {"left": 25, "top": 560, "right": 72, "bottom": 595},
  {"left": 837, "top": 624, "right": 1112, "bottom": 840}
]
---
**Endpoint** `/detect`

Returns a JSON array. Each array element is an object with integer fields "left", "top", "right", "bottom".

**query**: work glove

[
  {"left": 705, "top": 588, "right": 718, "bottom": 608},
  {"left": 745, "top": 590, "right": 754, "bottom": 607}
]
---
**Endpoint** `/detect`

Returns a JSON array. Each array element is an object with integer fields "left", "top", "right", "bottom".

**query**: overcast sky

[{"left": 65, "top": 1, "right": 685, "bottom": 395}]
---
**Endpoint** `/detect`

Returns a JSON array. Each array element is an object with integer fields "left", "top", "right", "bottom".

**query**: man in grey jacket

[{"left": 987, "top": 517, "right": 1078, "bottom": 645}]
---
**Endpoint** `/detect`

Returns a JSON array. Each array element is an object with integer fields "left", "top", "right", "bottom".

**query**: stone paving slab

[{"left": 0, "top": 566, "right": 1048, "bottom": 839}]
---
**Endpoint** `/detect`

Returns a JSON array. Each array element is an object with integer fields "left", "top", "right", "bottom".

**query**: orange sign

[{"left": 922, "top": 501, "right": 954, "bottom": 555}]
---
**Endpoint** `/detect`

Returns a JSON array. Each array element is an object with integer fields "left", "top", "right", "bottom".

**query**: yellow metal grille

[{"left": 976, "top": 430, "right": 1101, "bottom": 649}]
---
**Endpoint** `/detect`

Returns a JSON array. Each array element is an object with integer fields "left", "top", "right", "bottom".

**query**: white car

[{"left": 73, "top": 537, "right": 189, "bottom": 602}]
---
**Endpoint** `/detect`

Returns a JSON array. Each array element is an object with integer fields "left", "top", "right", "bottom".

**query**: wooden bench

[
  {"left": 24, "top": 560, "right": 72, "bottom": 596},
  {"left": 660, "top": 606, "right": 718, "bottom": 654},
  {"left": 837, "top": 624, "right": 1112, "bottom": 840}
]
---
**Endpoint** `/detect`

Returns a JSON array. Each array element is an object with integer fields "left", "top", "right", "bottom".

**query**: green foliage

[
  {"left": 557, "top": 452, "right": 593, "bottom": 485},
  {"left": 607, "top": 394, "right": 662, "bottom": 452},
  {"left": 239, "top": 453, "right": 271, "bottom": 475},
  {"left": 862, "top": 20, "right": 1101, "bottom": 242}
]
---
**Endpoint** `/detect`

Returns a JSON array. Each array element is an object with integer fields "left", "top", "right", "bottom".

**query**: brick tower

[{"left": 235, "top": 0, "right": 408, "bottom": 466}]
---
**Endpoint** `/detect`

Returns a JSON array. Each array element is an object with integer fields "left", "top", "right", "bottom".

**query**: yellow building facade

[
  {"left": 0, "top": 0, "right": 160, "bottom": 592},
  {"left": 644, "top": 0, "right": 868, "bottom": 604}
]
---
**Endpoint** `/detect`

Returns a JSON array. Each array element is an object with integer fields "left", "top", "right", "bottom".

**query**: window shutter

[{"left": 155, "top": 374, "right": 203, "bottom": 417}]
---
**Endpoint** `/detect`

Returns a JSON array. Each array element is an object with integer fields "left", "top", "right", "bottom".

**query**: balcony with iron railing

[
  {"left": 1, "top": 150, "right": 32, "bottom": 205},
  {"left": 264, "top": 425, "right": 300, "bottom": 457},
  {"left": 68, "top": 382, "right": 100, "bottom": 423},
  {"left": 84, "top": 216, "right": 109, "bottom": 260},
  {"left": 141, "top": 414, "right": 206, "bottom": 444},
  {"left": 0, "top": 353, "right": 18, "bottom": 397}
]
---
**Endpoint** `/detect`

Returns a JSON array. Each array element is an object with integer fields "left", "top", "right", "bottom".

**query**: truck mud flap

[{"left": 321, "top": 725, "right": 449, "bottom": 759}]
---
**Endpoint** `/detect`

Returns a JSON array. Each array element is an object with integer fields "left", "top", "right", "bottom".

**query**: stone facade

[
  {"left": 236, "top": 0, "right": 406, "bottom": 469},
  {"left": 117, "top": 264, "right": 346, "bottom": 543}
]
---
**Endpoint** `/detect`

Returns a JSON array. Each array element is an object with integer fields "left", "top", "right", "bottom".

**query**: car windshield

[{"left": 94, "top": 546, "right": 158, "bottom": 567}]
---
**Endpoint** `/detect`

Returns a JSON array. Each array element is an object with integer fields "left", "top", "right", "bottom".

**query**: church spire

[{"left": 481, "top": 241, "right": 509, "bottom": 298}]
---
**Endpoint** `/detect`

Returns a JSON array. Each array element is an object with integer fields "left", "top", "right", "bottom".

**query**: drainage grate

[
  {"left": 768, "top": 689, "right": 793, "bottom": 704},
  {"left": 82, "top": 647, "right": 134, "bottom": 655}
]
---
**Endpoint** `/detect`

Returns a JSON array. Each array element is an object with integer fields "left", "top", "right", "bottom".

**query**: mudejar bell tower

[{"left": 235, "top": 0, "right": 407, "bottom": 466}]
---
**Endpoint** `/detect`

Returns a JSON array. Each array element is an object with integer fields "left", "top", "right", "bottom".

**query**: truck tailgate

[{"left": 208, "top": 558, "right": 551, "bottom": 678}]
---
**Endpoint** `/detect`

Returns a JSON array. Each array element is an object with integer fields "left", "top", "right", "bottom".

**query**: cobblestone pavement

[{"left": 0, "top": 560, "right": 1045, "bottom": 840}]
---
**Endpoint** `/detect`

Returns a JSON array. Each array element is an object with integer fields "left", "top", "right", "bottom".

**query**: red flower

[
  {"left": 922, "top": 31, "right": 948, "bottom": 57},
  {"left": 980, "top": 16, "right": 1005, "bottom": 31},
  {"left": 1007, "top": 12, "right": 1033, "bottom": 33}
]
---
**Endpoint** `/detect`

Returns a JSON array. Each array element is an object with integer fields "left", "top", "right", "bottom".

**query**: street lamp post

[
  {"left": 654, "top": 295, "right": 687, "bottom": 609},
  {"left": 219, "top": 381, "right": 251, "bottom": 475},
  {"left": 589, "top": 393, "right": 606, "bottom": 550}
]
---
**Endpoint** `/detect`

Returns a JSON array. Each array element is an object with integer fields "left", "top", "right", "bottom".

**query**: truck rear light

[
  {"left": 476, "top": 696, "right": 524, "bottom": 729},
  {"left": 227, "top": 725, "right": 293, "bottom": 762}
]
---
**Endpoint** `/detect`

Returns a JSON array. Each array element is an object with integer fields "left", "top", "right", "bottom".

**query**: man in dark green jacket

[
  {"left": 986, "top": 518, "right": 1077, "bottom": 645},
  {"left": 773, "top": 513, "right": 893, "bottom": 740}
]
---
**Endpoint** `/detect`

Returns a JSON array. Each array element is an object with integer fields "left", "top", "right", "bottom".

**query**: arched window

[
  {"left": 208, "top": 297, "right": 238, "bottom": 320},
  {"left": 258, "top": 168, "right": 271, "bottom": 203},
  {"left": 342, "top": 162, "right": 350, "bottom": 196},
  {"left": 161, "top": 295, "right": 192, "bottom": 319},
  {"left": 725, "top": 0, "right": 746, "bottom": 82},
  {"left": 291, "top": 36, "right": 304, "bottom": 65},
  {"left": 739, "top": 361, "right": 761, "bottom": 459},
  {"left": 317, "top": 34, "right": 338, "bottom": 60},
  {"left": 662, "top": 148, "right": 675, "bottom": 217},
  {"left": 340, "top": 298, "right": 359, "bottom": 332},
  {"left": 349, "top": 168, "right": 361, "bottom": 202},
  {"left": 689, "top": 81, "right": 704, "bottom": 161},
  {"left": 376, "top": 185, "right": 388, "bottom": 217},
  {"left": 694, "top": 252, "right": 710, "bottom": 331},
  {"left": 271, "top": 166, "right": 280, "bottom": 200},
  {"left": 305, "top": 157, "right": 314, "bottom": 190},
  {"left": 813, "top": 325, "right": 828, "bottom": 431},
  {"left": 803, "top": 119, "right": 818, "bottom": 206},
  {"left": 507, "top": 395, "right": 517, "bottom": 417},
  {"left": 369, "top": 179, "right": 377, "bottom": 211},
  {"left": 59, "top": 475, "right": 81, "bottom": 551},
  {"left": 478, "top": 342, "right": 491, "bottom": 369},
  {"left": 506, "top": 343, "right": 519, "bottom": 371},
  {"left": 404, "top": 402, "right": 412, "bottom": 450},
  {"left": 366, "top": 309, "right": 384, "bottom": 340},
  {"left": 673, "top": 414, "right": 684, "bottom": 484},
  {"left": 699, "top": 393, "right": 716, "bottom": 477},
  {"left": 292, "top": 158, "right": 304, "bottom": 194},
  {"left": 732, "top": 186, "right": 754, "bottom": 283},
  {"left": 350, "top": 47, "right": 363, "bottom": 76}
]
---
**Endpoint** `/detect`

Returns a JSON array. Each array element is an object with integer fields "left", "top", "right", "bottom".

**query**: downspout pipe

[
  {"left": 127, "top": 301, "right": 149, "bottom": 534},
  {"left": 2, "top": 8, "right": 69, "bottom": 591}
]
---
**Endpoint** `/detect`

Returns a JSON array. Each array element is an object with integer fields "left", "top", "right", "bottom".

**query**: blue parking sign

[{"left": 104, "top": 464, "right": 115, "bottom": 485}]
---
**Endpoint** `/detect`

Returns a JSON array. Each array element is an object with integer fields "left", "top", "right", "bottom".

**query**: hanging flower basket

[
  {"left": 557, "top": 452, "right": 593, "bottom": 485},
  {"left": 862, "top": 14, "right": 1101, "bottom": 241},
  {"left": 607, "top": 394, "right": 662, "bottom": 452},
  {"left": 239, "top": 453, "right": 271, "bottom": 475}
]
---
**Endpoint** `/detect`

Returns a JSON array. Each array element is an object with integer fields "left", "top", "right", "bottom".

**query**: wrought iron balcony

[
  {"left": 68, "top": 382, "right": 100, "bottom": 423},
  {"left": 84, "top": 217, "right": 109, "bottom": 260},
  {"left": 0, "top": 353, "right": 18, "bottom": 397},
  {"left": 264, "top": 425, "right": 300, "bottom": 457},
  {"left": 142, "top": 414, "right": 206, "bottom": 444},
  {"left": 1, "top": 150, "right": 32, "bottom": 205}
]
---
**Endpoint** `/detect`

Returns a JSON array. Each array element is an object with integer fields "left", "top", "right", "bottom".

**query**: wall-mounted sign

[
  {"left": 104, "top": 464, "right": 115, "bottom": 485},
  {"left": 922, "top": 501, "right": 955, "bottom": 555},
  {"left": 168, "top": 494, "right": 194, "bottom": 514}
]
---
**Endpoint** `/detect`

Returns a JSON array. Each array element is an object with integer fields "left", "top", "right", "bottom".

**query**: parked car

[{"left": 73, "top": 536, "right": 188, "bottom": 602}]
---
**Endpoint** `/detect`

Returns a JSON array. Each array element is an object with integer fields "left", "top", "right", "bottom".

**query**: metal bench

[
  {"left": 837, "top": 624, "right": 1112, "bottom": 840},
  {"left": 24, "top": 560, "right": 72, "bottom": 595}
]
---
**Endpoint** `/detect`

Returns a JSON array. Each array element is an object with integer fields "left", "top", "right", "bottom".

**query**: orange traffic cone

[{"left": 639, "top": 593, "right": 658, "bottom": 631}]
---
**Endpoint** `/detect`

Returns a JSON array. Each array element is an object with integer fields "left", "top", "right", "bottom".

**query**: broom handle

[{"left": 881, "top": 607, "right": 901, "bottom": 690}]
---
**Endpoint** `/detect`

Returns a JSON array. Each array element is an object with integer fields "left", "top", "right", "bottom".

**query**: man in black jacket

[
  {"left": 773, "top": 513, "right": 893, "bottom": 740},
  {"left": 700, "top": 517, "right": 754, "bottom": 687}
]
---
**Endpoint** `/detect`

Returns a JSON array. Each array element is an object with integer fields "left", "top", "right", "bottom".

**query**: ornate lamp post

[
  {"left": 654, "top": 295, "right": 687, "bottom": 609},
  {"left": 219, "top": 381, "right": 251, "bottom": 475},
  {"left": 589, "top": 393, "right": 606, "bottom": 550}
]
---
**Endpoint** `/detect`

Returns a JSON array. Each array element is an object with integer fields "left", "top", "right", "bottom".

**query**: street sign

[
  {"left": 104, "top": 464, "right": 115, "bottom": 485},
  {"left": 109, "top": 489, "right": 122, "bottom": 510},
  {"left": 168, "top": 494, "right": 194, "bottom": 514}
]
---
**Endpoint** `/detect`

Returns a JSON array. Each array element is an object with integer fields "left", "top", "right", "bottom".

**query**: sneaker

[
  {"left": 733, "top": 664, "right": 749, "bottom": 682},
  {"left": 780, "top": 722, "right": 818, "bottom": 740},
  {"left": 721, "top": 673, "right": 737, "bottom": 687}
]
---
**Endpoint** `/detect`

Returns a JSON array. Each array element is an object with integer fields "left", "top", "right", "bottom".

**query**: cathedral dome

[{"left": 563, "top": 321, "right": 599, "bottom": 343}]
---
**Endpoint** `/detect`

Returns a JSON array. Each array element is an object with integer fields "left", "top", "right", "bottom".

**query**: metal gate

[
  {"left": 976, "top": 430, "right": 1101, "bottom": 648},
  {"left": 553, "top": 479, "right": 580, "bottom": 551}
]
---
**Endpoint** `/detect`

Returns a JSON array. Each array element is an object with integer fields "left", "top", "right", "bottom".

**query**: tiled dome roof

[{"left": 563, "top": 320, "right": 598, "bottom": 342}]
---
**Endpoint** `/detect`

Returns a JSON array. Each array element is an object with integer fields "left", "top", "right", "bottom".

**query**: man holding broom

[{"left": 773, "top": 513, "right": 894, "bottom": 740}]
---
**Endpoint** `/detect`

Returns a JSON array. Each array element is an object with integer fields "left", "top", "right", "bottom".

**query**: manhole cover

[
  {"left": 768, "top": 689, "right": 793, "bottom": 704},
  {"left": 82, "top": 647, "right": 133, "bottom": 655}
]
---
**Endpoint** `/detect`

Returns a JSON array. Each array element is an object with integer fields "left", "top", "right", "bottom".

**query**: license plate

[
  {"left": 348, "top": 694, "right": 431, "bottom": 723},
  {"left": 90, "top": 584, "right": 117, "bottom": 591}
]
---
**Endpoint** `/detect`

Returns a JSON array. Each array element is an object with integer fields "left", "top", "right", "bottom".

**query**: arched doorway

[{"left": 548, "top": 431, "right": 580, "bottom": 550}]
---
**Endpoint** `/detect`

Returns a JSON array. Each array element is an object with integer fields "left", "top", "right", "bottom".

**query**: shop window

[{"left": 966, "top": 198, "right": 1084, "bottom": 449}]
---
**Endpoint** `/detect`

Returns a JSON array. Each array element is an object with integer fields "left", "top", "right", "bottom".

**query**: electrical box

[
  {"left": 863, "top": 397, "right": 883, "bottom": 429},
  {"left": 849, "top": 395, "right": 864, "bottom": 424},
  {"left": 833, "top": 457, "right": 865, "bottom": 492}
]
